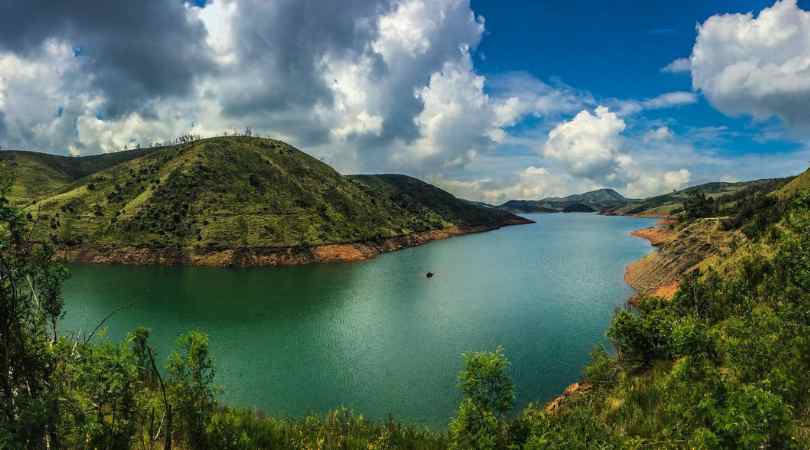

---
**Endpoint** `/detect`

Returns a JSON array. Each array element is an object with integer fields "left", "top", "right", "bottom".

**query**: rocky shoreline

[
  {"left": 624, "top": 219, "right": 681, "bottom": 302},
  {"left": 57, "top": 217, "right": 533, "bottom": 268},
  {"left": 624, "top": 216, "right": 737, "bottom": 305}
]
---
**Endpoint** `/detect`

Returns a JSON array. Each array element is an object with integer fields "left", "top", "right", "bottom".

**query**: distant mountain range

[
  {"left": 0, "top": 137, "right": 531, "bottom": 266},
  {"left": 498, "top": 188, "right": 632, "bottom": 214},
  {"left": 498, "top": 178, "right": 796, "bottom": 217}
]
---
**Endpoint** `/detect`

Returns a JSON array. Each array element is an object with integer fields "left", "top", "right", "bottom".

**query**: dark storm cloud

[
  {"left": 221, "top": 0, "right": 482, "bottom": 150},
  {"left": 0, "top": 0, "right": 213, "bottom": 117},
  {"left": 222, "top": 0, "right": 391, "bottom": 123}
]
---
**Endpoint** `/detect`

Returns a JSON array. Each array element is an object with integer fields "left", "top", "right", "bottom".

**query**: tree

[
  {"left": 449, "top": 347, "right": 515, "bottom": 449},
  {"left": 168, "top": 331, "right": 216, "bottom": 450},
  {"left": 683, "top": 190, "right": 712, "bottom": 220},
  {"left": 60, "top": 214, "right": 76, "bottom": 245},
  {"left": 0, "top": 162, "right": 67, "bottom": 447}
]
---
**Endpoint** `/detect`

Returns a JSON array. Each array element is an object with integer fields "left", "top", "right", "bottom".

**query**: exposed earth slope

[{"left": 624, "top": 169, "right": 808, "bottom": 301}]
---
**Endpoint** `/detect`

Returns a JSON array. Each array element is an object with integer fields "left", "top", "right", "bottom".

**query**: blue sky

[
  {"left": 1, "top": 0, "right": 809, "bottom": 201},
  {"left": 472, "top": 0, "right": 808, "bottom": 154},
  {"left": 433, "top": 0, "right": 810, "bottom": 201}
]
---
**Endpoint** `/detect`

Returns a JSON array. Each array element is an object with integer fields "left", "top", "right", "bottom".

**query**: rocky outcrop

[{"left": 57, "top": 219, "right": 532, "bottom": 267}]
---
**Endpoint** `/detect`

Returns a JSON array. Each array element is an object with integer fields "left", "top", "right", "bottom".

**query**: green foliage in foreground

[{"left": 2, "top": 161, "right": 810, "bottom": 448}]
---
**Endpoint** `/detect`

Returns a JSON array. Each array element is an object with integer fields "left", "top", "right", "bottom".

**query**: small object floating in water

[{"left": 426, "top": 272, "right": 434, "bottom": 278}]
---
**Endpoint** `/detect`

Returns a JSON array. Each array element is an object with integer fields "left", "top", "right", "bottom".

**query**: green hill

[
  {"left": 0, "top": 147, "right": 163, "bottom": 206},
  {"left": 605, "top": 178, "right": 791, "bottom": 217},
  {"left": 544, "top": 188, "right": 629, "bottom": 209},
  {"left": 498, "top": 200, "right": 558, "bottom": 214},
  {"left": 777, "top": 168, "right": 810, "bottom": 199},
  {"left": 3, "top": 137, "right": 529, "bottom": 264},
  {"left": 498, "top": 188, "right": 630, "bottom": 213},
  {"left": 0, "top": 152, "right": 74, "bottom": 207}
]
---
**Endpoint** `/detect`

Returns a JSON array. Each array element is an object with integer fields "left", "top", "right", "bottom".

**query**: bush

[
  {"left": 711, "top": 385, "right": 793, "bottom": 449},
  {"left": 583, "top": 346, "right": 618, "bottom": 387},
  {"left": 168, "top": 331, "right": 217, "bottom": 449},
  {"left": 607, "top": 298, "right": 675, "bottom": 365},
  {"left": 516, "top": 405, "right": 619, "bottom": 450},
  {"left": 449, "top": 347, "right": 514, "bottom": 449}
]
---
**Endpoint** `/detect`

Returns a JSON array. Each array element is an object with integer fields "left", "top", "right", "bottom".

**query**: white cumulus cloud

[
  {"left": 543, "top": 106, "right": 626, "bottom": 180},
  {"left": 661, "top": 57, "right": 691, "bottom": 74},
  {"left": 625, "top": 169, "right": 691, "bottom": 199},
  {"left": 541, "top": 106, "right": 691, "bottom": 197},
  {"left": 643, "top": 126, "right": 673, "bottom": 143},
  {"left": 691, "top": 0, "right": 810, "bottom": 127}
]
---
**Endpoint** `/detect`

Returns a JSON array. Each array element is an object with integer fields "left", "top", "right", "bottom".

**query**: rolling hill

[
  {"left": 498, "top": 178, "right": 797, "bottom": 218},
  {"left": 1, "top": 137, "right": 530, "bottom": 266},
  {"left": 498, "top": 188, "right": 631, "bottom": 213},
  {"left": 604, "top": 177, "right": 792, "bottom": 217},
  {"left": 0, "top": 147, "right": 163, "bottom": 207}
]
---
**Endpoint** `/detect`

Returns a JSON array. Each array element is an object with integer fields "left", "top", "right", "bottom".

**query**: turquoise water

[{"left": 61, "top": 213, "right": 655, "bottom": 427}]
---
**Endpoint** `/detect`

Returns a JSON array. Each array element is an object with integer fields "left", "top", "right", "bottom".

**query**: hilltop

[
  {"left": 1, "top": 137, "right": 530, "bottom": 266},
  {"left": 604, "top": 177, "right": 791, "bottom": 217},
  {"left": 498, "top": 188, "right": 630, "bottom": 213}
]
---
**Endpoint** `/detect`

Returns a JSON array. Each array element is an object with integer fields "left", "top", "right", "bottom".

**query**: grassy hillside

[
  {"left": 777, "top": 168, "right": 810, "bottom": 199},
  {"left": 606, "top": 178, "right": 791, "bottom": 217},
  {"left": 0, "top": 152, "right": 74, "bottom": 207},
  {"left": 350, "top": 174, "right": 523, "bottom": 228},
  {"left": 0, "top": 147, "right": 163, "bottom": 207},
  {"left": 9, "top": 137, "right": 527, "bottom": 252}
]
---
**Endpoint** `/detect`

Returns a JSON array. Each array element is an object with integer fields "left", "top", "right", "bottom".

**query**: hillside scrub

[{"left": 605, "top": 177, "right": 791, "bottom": 217}]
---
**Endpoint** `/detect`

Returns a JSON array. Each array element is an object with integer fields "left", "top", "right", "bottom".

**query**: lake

[{"left": 61, "top": 213, "right": 656, "bottom": 427}]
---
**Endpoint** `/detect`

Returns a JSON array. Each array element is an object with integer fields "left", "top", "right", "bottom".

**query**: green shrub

[{"left": 449, "top": 347, "right": 514, "bottom": 449}]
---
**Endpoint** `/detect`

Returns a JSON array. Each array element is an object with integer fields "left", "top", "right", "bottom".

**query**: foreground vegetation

[{"left": 2, "top": 163, "right": 809, "bottom": 448}]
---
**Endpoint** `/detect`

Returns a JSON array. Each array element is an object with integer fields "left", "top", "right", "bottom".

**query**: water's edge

[
  {"left": 544, "top": 217, "right": 660, "bottom": 413},
  {"left": 57, "top": 219, "right": 532, "bottom": 267}
]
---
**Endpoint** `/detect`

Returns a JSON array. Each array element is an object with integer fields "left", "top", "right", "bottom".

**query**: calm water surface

[{"left": 62, "top": 213, "right": 655, "bottom": 426}]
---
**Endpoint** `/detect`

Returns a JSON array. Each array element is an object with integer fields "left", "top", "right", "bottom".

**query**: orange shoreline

[
  {"left": 625, "top": 218, "right": 680, "bottom": 302},
  {"left": 56, "top": 218, "right": 533, "bottom": 268}
]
